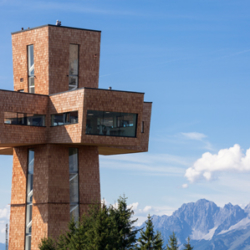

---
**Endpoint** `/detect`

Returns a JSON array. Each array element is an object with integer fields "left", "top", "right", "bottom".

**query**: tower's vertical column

[
  {"left": 9, "top": 147, "right": 28, "bottom": 250},
  {"left": 32, "top": 144, "right": 69, "bottom": 249},
  {"left": 79, "top": 146, "right": 101, "bottom": 214},
  {"left": 9, "top": 145, "right": 101, "bottom": 250}
]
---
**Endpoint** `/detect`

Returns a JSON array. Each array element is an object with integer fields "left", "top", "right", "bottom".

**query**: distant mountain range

[
  {"left": 3, "top": 199, "right": 250, "bottom": 250},
  {"left": 143, "top": 199, "right": 250, "bottom": 250}
]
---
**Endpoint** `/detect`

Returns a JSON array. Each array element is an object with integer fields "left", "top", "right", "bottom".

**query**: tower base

[{"left": 9, "top": 145, "right": 100, "bottom": 250}]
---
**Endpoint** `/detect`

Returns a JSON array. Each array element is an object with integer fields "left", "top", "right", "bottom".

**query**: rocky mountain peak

[{"left": 146, "top": 199, "right": 250, "bottom": 250}]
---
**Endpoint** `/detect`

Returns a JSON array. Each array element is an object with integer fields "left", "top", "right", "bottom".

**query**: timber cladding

[
  {"left": 0, "top": 89, "right": 150, "bottom": 151},
  {"left": 48, "top": 26, "right": 101, "bottom": 94},
  {"left": 4, "top": 24, "right": 152, "bottom": 250},
  {"left": 12, "top": 27, "right": 49, "bottom": 94},
  {"left": 12, "top": 25, "right": 101, "bottom": 95},
  {"left": 9, "top": 145, "right": 101, "bottom": 250}
]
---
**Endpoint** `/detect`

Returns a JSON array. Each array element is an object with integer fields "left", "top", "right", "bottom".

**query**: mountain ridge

[{"left": 143, "top": 199, "right": 250, "bottom": 250}]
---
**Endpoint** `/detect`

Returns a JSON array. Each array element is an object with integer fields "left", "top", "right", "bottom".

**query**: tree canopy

[
  {"left": 166, "top": 232, "right": 178, "bottom": 250},
  {"left": 136, "top": 214, "right": 165, "bottom": 250},
  {"left": 39, "top": 196, "right": 139, "bottom": 250},
  {"left": 183, "top": 237, "right": 193, "bottom": 250}
]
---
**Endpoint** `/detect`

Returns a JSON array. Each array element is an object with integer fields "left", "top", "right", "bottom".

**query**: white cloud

[
  {"left": 185, "top": 144, "right": 250, "bottom": 183},
  {"left": 100, "top": 153, "right": 191, "bottom": 177},
  {"left": 128, "top": 202, "right": 139, "bottom": 210},
  {"left": 133, "top": 204, "right": 174, "bottom": 226},
  {"left": 0, "top": 207, "right": 9, "bottom": 219},
  {"left": 182, "top": 183, "right": 188, "bottom": 188},
  {"left": 0, "top": 206, "right": 10, "bottom": 243},
  {"left": 181, "top": 132, "right": 207, "bottom": 141},
  {"left": 143, "top": 206, "right": 152, "bottom": 213},
  {"left": 105, "top": 199, "right": 174, "bottom": 227}
]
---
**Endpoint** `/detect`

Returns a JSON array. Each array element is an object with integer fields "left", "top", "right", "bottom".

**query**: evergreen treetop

[
  {"left": 39, "top": 195, "right": 139, "bottom": 250},
  {"left": 136, "top": 214, "right": 165, "bottom": 250},
  {"left": 166, "top": 232, "right": 178, "bottom": 250},
  {"left": 183, "top": 237, "right": 194, "bottom": 250}
]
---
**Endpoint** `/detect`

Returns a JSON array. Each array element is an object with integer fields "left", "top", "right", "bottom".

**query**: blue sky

[{"left": 1, "top": 0, "right": 250, "bottom": 242}]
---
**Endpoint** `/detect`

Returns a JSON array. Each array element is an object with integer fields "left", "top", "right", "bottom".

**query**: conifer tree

[
  {"left": 112, "top": 195, "right": 139, "bottom": 249},
  {"left": 38, "top": 237, "right": 56, "bottom": 250},
  {"left": 57, "top": 218, "right": 89, "bottom": 250},
  {"left": 183, "top": 237, "right": 193, "bottom": 250},
  {"left": 136, "top": 215, "right": 165, "bottom": 250},
  {"left": 87, "top": 203, "right": 118, "bottom": 250},
  {"left": 39, "top": 195, "right": 139, "bottom": 250},
  {"left": 166, "top": 232, "right": 178, "bottom": 250}
]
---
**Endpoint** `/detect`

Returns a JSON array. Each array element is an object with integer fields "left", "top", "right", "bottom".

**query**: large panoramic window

[
  {"left": 69, "top": 148, "right": 79, "bottom": 222},
  {"left": 28, "top": 45, "right": 35, "bottom": 93},
  {"left": 86, "top": 110, "right": 137, "bottom": 137},
  {"left": 25, "top": 149, "right": 34, "bottom": 250},
  {"left": 68, "top": 44, "right": 79, "bottom": 90},
  {"left": 51, "top": 111, "right": 78, "bottom": 126},
  {"left": 4, "top": 112, "right": 45, "bottom": 127}
]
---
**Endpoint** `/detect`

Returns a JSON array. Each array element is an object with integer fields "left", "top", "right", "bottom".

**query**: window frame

[
  {"left": 4, "top": 112, "right": 46, "bottom": 127},
  {"left": 69, "top": 148, "right": 80, "bottom": 223},
  {"left": 51, "top": 111, "right": 78, "bottom": 127},
  {"left": 68, "top": 44, "right": 79, "bottom": 91},
  {"left": 27, "top": 45, "right": 35, "bottom": 94},
  {"left": 25, "top": 149, "right": 34, "bottom": 250},
  {"left": 141, "top": 121, "right": 144, "bottom": 133},
  {"left": 86, "top": 110, "right": 138, "bottom": 138}
]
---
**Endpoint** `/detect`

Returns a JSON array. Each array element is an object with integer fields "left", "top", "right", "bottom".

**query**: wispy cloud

[
  {"left": 213, "top": 49, "right": 250, "bottom": 61},
  {"left": 100, "top": 58, "right": 185, "bottom": 78},
  {"left": 100, "top": 153, "right": 191, "bottom": 176},
  {"left": 185, "top": 144, "right": 250, "bottom": 183},
  {"left": 153, "top": 131, "right": 213, "bottom": 152},
  {"left": 35, "top": 2, "right": 135, "bottom": 16},
  {"left": 105, "top": 199, "right": 174, "bottom": 226},
  {"left": 181, "top": 132, "right": 207, "bottom": 141},
  {"left": 0, "top": 0, "right": 138, "bottom": 16},
  {"left": 132, "top": 203, "right": 175, "bottom": 226}
]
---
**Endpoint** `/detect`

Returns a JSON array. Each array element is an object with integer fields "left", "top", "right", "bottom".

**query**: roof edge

[
  {"left": 0, "top": 87, "right": 145, "bottom": 97},
  {"left": 49, "top": 87, "right": 145, "bottom": 96},
  {"left": 0, "top": 89, "right": 48, "bottom": 97},
  {"left": 11, "top": 24, "right": 101, "bottom": 35}
]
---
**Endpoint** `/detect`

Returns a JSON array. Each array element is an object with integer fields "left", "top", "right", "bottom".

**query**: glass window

[
  {"left": 4, "top": 112, "right": 45, "bottom": 127},
  {"left": 86, "top": 110, "right": 138, "bottom": 137},
  {"left": 26, "top": 174, "right": 33, "bottom": 203},
  {"left": 69, "top": 174, "right": 79, "bottom": 203},
  {"left": 69, "top": 148, "right": 78, "bottom": 172},
  {"left": 70, "top": 205, "right": 79, "bottom": 223},
  {"left": 69, "top": 148, "right": 79, "bottom": 222},
  {"left": 69, "top": 44, "right": 79, "bottom": 91},
  {"left": 141, "top": 121, "right": 144, "bottom": 133},
  {"left": 28, "top": 45, "right": 35, "bottom": 93},
  {"left": 51, "top": 111, "right": 78, "bottom": 126},
  {"left": 26, "top": 204, "right": 32, "bottom": 234},
  {"left": 4, "top": 112, "right": 17, "bottom": 124},
  {"left": 25, "top": 149, "right": 34, "bottom": 250},
  {"left": 27, "top": 114, "right": 45, "bottom": 126},
  {"left": 25, "top": 236, "right": 31, "bottom": 250}
]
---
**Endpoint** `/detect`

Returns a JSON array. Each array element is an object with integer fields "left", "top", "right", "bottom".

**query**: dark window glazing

[
  {"left": 28, "top": 45, "right": 35, "bottom": 93},
  {"left": 25, "top": 149, "right": 34, "bottom": 250},
  {"left": 4, "top": 112, "right": 45, "bottom": 127},
  {"left": 69, "top": 44, "right": 79, "bottom": 90},
  {"left": 86, "top": 110, "right": 137, "bottom": 137},
  {"left": 51, "top": 111, "right": 78, "bottom": 126},
  {"left": 69, "top": 148, "right": 79, "bottom": 223},
  {"left": 141, "top": 121, "right": 144, "bottom": 133}
]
